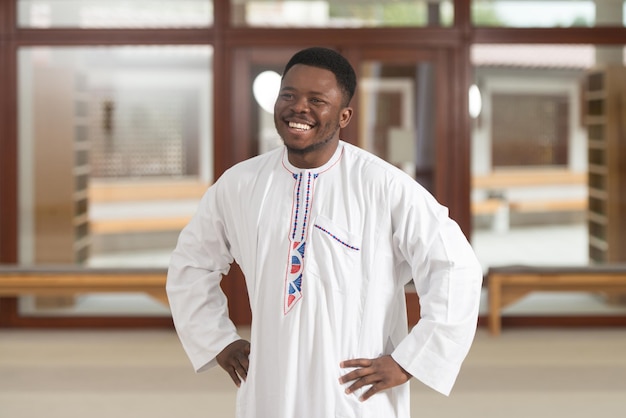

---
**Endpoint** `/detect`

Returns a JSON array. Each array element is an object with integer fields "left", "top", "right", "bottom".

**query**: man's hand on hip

[
  {"left": 216, "top": 339, "right": 251, "bottom": 387},
  {"left": 339, "top": 355, "right": 412, "bottom": 401}
]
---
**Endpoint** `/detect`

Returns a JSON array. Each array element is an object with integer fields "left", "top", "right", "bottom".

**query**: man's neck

[{"left": 286, "top": 140, "right": 340, "bottom": 169}]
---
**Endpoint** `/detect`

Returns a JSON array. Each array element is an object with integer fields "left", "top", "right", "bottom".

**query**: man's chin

[
  {"left": 282, "top": 136, "right": 334, "bottom": 155},
  {"left": 284, "top": 143, "right": 311, "bottom": 155},
  {"left": 281, "top": 137, "right": 311, "bottom": 153}
]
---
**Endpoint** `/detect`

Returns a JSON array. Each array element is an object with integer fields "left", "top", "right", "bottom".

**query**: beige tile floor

[
  {"left": 4, "top": 223, "right": 626, "bottom": 417},
  {"left": 2, "top": 326, "right": 626, "bottom": 418}
]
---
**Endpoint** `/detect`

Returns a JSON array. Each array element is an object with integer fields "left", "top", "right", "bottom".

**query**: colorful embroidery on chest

[{"left": 284, "top": 172, "right": 318, "bottom": 314}]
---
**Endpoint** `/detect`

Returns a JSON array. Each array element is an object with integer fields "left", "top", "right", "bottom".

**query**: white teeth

[{"left": 289, "top": 122, "right": 311, "bottom": 130}]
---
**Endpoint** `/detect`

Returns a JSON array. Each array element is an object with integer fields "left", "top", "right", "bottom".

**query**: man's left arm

[
  {"left": 390, "top": 205, "right": 483, "bottom": 396},
  {"left": 340, "top": 180, "right": 483, "bottom": 398}
]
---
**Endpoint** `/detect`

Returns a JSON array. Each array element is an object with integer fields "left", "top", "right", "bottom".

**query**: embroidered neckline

[{"left": 281, "top": 141, "right": 344, "bottom": 176}]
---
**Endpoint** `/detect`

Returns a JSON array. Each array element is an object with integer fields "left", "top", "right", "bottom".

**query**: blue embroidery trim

[
  {"left": 301, "top": 173, "right": 314, "bottom": 241},
  {"left": 313, "top": 224, "right": 360, "bottom": 251},
  {"left": 291, "top": 173, "right": 302, "bottom": 240}
]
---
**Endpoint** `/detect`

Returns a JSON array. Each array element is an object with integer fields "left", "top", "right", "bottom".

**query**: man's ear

[{"left": 339, "top": 107, "right": 353, "bottom": 128}]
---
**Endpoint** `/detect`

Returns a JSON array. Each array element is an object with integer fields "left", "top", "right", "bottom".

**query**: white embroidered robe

[{"left": 167, "top": 141, "right": 483, "bottom": 418}]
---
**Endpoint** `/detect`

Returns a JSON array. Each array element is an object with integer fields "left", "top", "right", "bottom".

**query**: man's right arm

[{"left": 166, "top": 184, "right": 242, "bottom": 373}]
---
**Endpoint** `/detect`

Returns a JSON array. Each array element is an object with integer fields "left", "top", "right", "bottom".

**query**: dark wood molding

[
  {"left": 455, "top": 0, "right": 472, "bottom": 35},
  {"left": 6, "top": 313, "right": 626, "bottom": 331},
  {"left": 223, "top": 27, "right": 464, "bottom": 48},
  {"left": 0, "top": 32, "right": 18, "bottom": 264},
  {"left": 13, "top": 28, "right": 215, "bottom": 46},
  {"left": 473, "top": 26, "right": 626, "bottom": 44},
  {"left": 0, "top": 0, "right": 15, "bottom": 37},
  {"left": 451, "top": 43, "right": 473, "bottom": 237},
  {"left": 0, "top": 298, "right": 18, "bottom": 327}
]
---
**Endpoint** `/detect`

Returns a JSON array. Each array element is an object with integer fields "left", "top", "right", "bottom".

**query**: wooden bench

[
  {"left": 488, "top": 264, "right": 626, "bottom": 336},
  {"left": 88, "top": 179, "right": 205, "bottom": 234},
  {"left": 471, "top": 198, "right": 505, "bottom": 216},
  {"left": 509, "top": 199, "right": 586, "bottom": 213},
  {"left": 472, "top": 169, "right": 585, "bottom": 190},
  {"left": 472, "top": 169, "right": 586, "bottom": 231},
  {"left": 90, "top": 216, "right": 192, "bottom": 234},
  {"left": 0, "top": 265, "right": 169, "bottom": 306},
  {"left": 89, "top": 179, "right": 209, "bottom": 202}
]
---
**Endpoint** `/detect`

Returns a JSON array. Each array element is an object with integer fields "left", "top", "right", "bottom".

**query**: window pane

[
  {"left": 469, "top": 44, "right": 604, "bottom": 270},
  {"left": 358, "top": 61, "right": 436, "bottom": 192},
  {"left": 18, "top": 45, "right": 213, "bottom": 316},
  {"left": 231, "top": 0, "right": 453, "bottom": 27},
  {"left": 491, "top": 93, "right": 569, "bottom": 167},
  {"left": 473, "top": 0, "right": 625, "bottom": 28},
  {"left": 470, "top": 44, "right": 626, "bottom": 316},
  {"left": 18, "top": 0, "right": 213, "bottom": 28}
]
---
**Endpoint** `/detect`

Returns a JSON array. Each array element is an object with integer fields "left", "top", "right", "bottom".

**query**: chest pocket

[{"left": 307, "top": 214, "right": 362, "bottom": 293}]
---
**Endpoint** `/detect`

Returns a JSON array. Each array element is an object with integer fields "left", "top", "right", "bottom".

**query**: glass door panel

[
  {"left": 472, "top": 1, "right": 626, "bottom": 28},
  {"left": 231, "top": 0, "right": 453, "bottom": 27},
  {"left": 236, "top": 48, "right": 441, "bottom": 194},
  {"left": 470, "top": 43, "right": 591, "bottom": 277},
  {"left": 18, "top": 0, "right": 213, "bottom": 28},
  {"left": 358, "top": 60, "right": 436, "bottom": 193},
  {"left": 17, "top": 45, "right": 213, "bottom": 316}
]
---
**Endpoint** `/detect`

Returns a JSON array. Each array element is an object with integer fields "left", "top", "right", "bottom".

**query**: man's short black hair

[{"left": 282, "top": 47, "right": 357, "bottom": 106}]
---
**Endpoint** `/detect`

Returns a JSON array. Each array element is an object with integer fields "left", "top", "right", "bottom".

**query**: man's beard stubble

[
  {"left": 279, "top": 121, "right": 340, "bottom": 155},
  {"left": 283, "top": 135, "right": 333, "bottom": 155}
]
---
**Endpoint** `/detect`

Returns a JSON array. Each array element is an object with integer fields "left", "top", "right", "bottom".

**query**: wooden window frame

[{"left": 2, "top": 1, "right": 626, "bottom": 327}]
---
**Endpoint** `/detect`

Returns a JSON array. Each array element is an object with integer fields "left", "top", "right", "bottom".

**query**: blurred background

[{"left": 1, "top": 1, "right": 626, "bottom": 417}]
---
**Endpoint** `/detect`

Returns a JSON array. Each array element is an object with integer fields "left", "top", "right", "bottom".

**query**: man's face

[{"left": 274, "top": 64, "right": 352, "bottom": 167}]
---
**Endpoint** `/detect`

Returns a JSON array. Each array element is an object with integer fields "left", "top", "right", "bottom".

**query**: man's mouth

[{"left": 288, "top": 121, "right": 313, "bottom": 131}]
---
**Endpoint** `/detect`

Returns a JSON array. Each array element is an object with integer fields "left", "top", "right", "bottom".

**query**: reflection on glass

[
  {"left": 253, "top": 70, "right": 281, "bottom": 114},
  {"left": 17, "top": 46, "right": 213, "bottom": 315},
  {"left": 470, "top": 44, "right": 593, "bottom": 271},
  {"left": 473, "top": 0, "right": 626, "bottom": 28},
  {"left": 251, "top": 58, "right": 437, "bottom": 190},
  {"left": 18, "top": 0, "right": 213, "bottom": 28},
  {"left": 359, "top": 61, "right": 435, "bottom": 192},
  {"left": 467, "top": 44, "right": 626, "bottom": 315},
  {"left": 231, "top": 0, "right": 453, "bottom": 27},
  {"left": 251, "top": 63, "right": 287, "bottom": 155}
]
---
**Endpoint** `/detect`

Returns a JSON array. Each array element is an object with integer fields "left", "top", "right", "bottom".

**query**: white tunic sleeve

[
  {"left": 166, "top": 180, "right": 242, "bottom": 373},
  {"left": 388, "top": 177, "right": 483, "bottom": 396}
]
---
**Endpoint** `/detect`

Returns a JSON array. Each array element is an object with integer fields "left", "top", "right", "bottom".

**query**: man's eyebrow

[{"left": 279, "top": 86, "right": 328, "bottom": 97}]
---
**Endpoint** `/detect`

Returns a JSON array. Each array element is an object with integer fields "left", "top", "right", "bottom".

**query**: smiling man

[
  {"left": 274, "top": 55, "right": 353, "bottom": 168},
  {"left": 167, "top": 47, "right": 483, "bottom": 418}
]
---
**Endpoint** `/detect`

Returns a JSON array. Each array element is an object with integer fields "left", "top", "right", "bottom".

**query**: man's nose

[{"left": 291, "top": 97, "right": 309, "bottom": 113}]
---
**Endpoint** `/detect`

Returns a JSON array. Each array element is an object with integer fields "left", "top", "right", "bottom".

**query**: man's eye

[
  {"left": 280, "top": 93, "right": 294, "bottom": 100},
  {"left": 310, "top": 98, "right": 323, "bottom": 104}
]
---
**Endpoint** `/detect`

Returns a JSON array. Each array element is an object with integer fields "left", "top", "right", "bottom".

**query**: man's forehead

[
  {"left": 283, "top": 64, "right": 336, "bottom": 79},
  {"left": 281, "top": 65, "right": 339, "bottom": 88}
]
